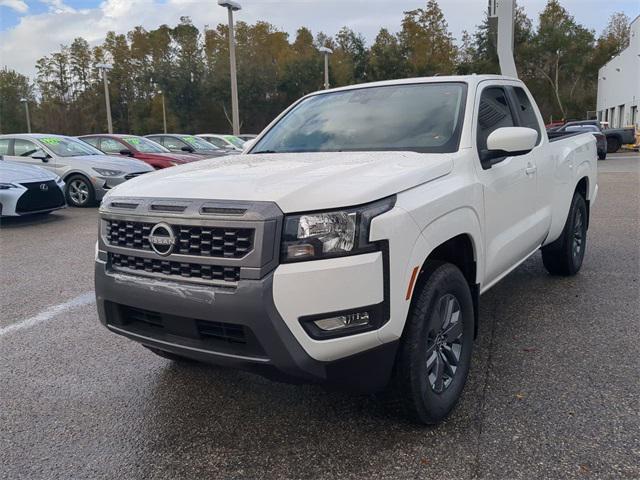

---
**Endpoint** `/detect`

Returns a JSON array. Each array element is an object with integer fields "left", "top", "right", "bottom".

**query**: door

[
  {"left": 474, "top": 85, "right": 542, "bottom": 286},
  {"left": 5, "top": 138, "right": 55, "bottom": 173}
]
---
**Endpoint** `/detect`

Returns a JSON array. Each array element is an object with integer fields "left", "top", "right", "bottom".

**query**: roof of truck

[{"left": 317, "top": 75, "right": 518, "bottom": 95}]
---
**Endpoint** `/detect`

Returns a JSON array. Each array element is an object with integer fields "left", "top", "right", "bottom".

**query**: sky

[{"left": 1, "top": 0, "right": 638, "bottom": 79}]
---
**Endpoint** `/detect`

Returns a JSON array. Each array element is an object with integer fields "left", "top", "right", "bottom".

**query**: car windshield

[
  {"left": 181, "top": 135, "right": 219, "bottom": 150},
  {"left": 123, "top": 136, "right": 170, "bottom": 153},
  {"left": 224, "top": 135, "right": 245, "bottom": 148},
  {"left": 38, "top": 136, "right": 103, "bottom": 157},
  {"left": 252, "top": 82, "right": 467, "bottom": 154},
  {"left": 565, "top": 125, "right": 599, "bottom": 133}
]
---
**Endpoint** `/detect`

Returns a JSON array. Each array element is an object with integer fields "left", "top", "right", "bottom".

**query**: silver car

[{"left": 0, "top": 134, "right": 153, "bottom": 207}]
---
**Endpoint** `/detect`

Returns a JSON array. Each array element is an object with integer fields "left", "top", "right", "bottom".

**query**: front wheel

[
  {"left": 385, "top": 262, "right": 474, "bottom": 424},
  {"left": 541, "top": 192, "right": 587, "bottom": 276},
  {"left": 65, "top": 175, "right": 96, "bottom": 207},
  {"left": 598, "top": 151, "right": 607, "bottom": 160}
]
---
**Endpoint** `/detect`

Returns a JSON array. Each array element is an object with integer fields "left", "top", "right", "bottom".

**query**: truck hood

[
  {"left": 108, "top": 151, "right": 453, "bottom": 212},
  {"left": 0, "top": 161, "right": 57, "bottom": 183}
]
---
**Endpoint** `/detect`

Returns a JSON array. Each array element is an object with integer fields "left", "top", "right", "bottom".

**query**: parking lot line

[{"left": 0, "top": 291, "right": 95, "bottom": 337}]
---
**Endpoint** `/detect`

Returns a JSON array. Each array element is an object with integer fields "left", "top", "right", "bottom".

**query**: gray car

[{"left": 0, "top": 134, "right": 153, "bottom": 207}]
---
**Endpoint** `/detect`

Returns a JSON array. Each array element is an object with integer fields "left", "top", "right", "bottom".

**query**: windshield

[
  {"left": 38, "top": 136, "right": 103, "bottom": 157},
  {"left": 252, "top": 82, "right": 467, "bottom": 154},
  {"left": 181, "top": 135, "right": 219, "bottom": 150},
  {"left": 123, "top": 136, "right": 170, "bottom": 153},
  {"left": 224, "top": 135, "right": 245, "bottom": 148}
]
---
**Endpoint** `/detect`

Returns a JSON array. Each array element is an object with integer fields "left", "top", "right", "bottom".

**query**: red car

[{"left": 78, "top": 134, "right": 201, "bottom": 169}]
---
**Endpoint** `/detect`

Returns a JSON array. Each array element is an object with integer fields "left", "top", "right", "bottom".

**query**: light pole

[
  {"left": 20, "top": 98, "right": 31, "bottom": 133},
  {"left": 319, "top": 47, "right": 333, "bottom": 89},
  {"left": 158, "top": 90, "right": 167, "bottom": 134},
  {"left": 96, "top": 63, "right": 113, "bottom": 133},
  {"left": 218, "top": 0, "right": 241, "bottom": 135}
]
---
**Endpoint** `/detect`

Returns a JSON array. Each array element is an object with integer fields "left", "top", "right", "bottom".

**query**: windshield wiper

[{"left": 253, "top": 150, "right": 277, "bottom": 154}]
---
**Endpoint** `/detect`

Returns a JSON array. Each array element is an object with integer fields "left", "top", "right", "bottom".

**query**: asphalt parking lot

[{"left": 1, "top": 152, "right": 638, "bottom": 480}]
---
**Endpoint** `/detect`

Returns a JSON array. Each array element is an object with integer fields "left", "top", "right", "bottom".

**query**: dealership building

[{"left": 596, "top": 15, "right": 639, "bottom": 129}]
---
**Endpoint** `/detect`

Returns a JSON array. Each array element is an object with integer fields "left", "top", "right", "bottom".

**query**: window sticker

[{"left": 41, "top": 138, "right": 61, "bottom": 145}]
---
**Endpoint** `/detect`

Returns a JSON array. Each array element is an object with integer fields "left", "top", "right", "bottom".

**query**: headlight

[
  {"left": 92, "top": 168, "right": 123, "bottom": 177},
  {"left": 0, "top": 183, "right": 18, "bottom": 190},
  {"left": 281, "top": 196, "right": 395, "bottom": 262}
]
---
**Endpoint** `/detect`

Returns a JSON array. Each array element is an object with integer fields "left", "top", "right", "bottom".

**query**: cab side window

[
  {"left": 477, "top": 87, "right": 516, "bottom": 152},
  {"left": 512, "top": 87, "right": 541, "bottom": 144},
  {"left": 14, "top": 139, "right": 39, "bottom": 156}
]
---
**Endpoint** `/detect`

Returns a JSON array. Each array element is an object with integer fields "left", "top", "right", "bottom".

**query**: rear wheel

[
  {"left": 606, "top": 137, "right": 620, "bottom": 154},
  {"left": 541, "top": 192, "right": 587, "bottom": 276},
  {"left": 65, "top": 175, "right": 95, "bottom": 207},
  {"left": 385, "top": 262, "right": 474, "bottom": 424}
]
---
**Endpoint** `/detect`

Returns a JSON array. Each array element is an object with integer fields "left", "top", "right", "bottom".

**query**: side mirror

[
  {"left": 119, "top": 149, "right": 133, "bottom": 156},
  {"left": 181, "top": 146, "right": 194, "bottom": 153},
  {"left": 481, "top": 127, "right": 538, "bottom": 169},
  {"left": 31, "top": 150, "right": 50, "bottom": 162},
  {"left": 224, "top": 144, "right": 236, "bottom": 150}
]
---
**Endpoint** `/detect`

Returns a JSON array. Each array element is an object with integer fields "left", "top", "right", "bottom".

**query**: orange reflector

[{"left": 405, "top": 266, "right": 420, "bottom": 301}]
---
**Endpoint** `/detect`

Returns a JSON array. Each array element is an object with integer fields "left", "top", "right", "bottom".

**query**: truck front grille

[
  {"left": 105, "top": 219, "right": 254, "bottom": 258},
  {"left": 110, "top": 253, "right": 240, "bottom": 282}
]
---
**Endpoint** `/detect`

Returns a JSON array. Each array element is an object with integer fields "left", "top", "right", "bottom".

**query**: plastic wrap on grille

[
  {"left": 110, "top": 253, "right": 240, "bottom": 282},
  {"left": 105, "top": 219, "right": 253, "bottom": 258}
]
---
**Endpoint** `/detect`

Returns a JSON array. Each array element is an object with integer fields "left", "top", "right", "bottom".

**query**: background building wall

[{"left": 597, "top": 16, "right": 640, "bottom": 129}]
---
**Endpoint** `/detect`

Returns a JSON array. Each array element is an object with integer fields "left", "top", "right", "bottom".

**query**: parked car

[
  {"left": 237, "top": 134, "right": 258, "bottom": 141},
  {"left": 196, "top": 134, "right": 245, "bottom": 151},
  {"left": 78, "top": 134, "right": 201, "bottom": 169},
  {"left": 95, "top": 75, "right": 597, "bottom": 425},
  {"left": 144, "top": 134, "right": 233, "bottom": 157},
  {"left": 548, "top": 124, "right": 607, "bottom": 159},
  {"left": 554, "top": 120, "right": 635, "bottom": 153},
  {"left": 0, "top": 159, "right": 66, "bottom": 216},
  {"left": 0, "top": 134, "right": 153, "bottom": 207}
]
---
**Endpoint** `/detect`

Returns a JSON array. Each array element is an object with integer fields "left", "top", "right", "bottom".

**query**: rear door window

[{"left": 0, "top": 138, "right": 11, "bottom": 155}]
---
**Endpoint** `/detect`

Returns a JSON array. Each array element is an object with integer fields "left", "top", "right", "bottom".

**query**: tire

[
  {"left": 385, "top": 262, "right": 474, "bottom": 424},
  {"left": 541, "top": 192, "right": 587, "bottom": 276},
  {"left": 598, "top": 151, "right": 607, "bottom": 160},
  {"left": 606, "top": 137, "right": 620, "bottom": 154},
  {"left": 143, "top": 345, "right": 195, "bottom": 363},
  {"left": 65, "top": 174, "right": 96, "bottom": 207}
]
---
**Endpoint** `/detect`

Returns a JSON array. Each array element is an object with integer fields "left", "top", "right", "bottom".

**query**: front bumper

[{"left": 95, "top": 257, "right": 397, "bottom": 393}]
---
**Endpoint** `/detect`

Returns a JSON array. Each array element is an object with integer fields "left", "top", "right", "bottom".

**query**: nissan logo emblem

[
  {"left": 40, "top": 183, "right": 49, "bottom": 191},
  {"left": 148, "top": 222, "right": 176, "bottom": 256}
]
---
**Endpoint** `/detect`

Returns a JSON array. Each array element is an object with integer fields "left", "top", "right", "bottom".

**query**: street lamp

[
  {"left": 20, "top": 98, "right": 31, "bottom": 133},
  {"left": 319, "top": 46, "right": 333, "bottom": 90},
  {"left": 158, "top": 90, "right": 167, "bottom": 134},
  {"left": 218, "top": 0, "right": 241, "bottom": 135},
  {"left": 96, "top": 63, "right": 113, "bottom": 134}
]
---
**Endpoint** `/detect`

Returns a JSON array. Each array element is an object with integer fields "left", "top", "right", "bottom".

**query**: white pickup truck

[{"left": 95, "top": 75, "right": 597, "bottom": 424}]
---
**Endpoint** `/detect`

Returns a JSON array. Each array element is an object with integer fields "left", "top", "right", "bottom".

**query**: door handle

[{"left": 525, "top": 164, "right": 537, "bottom": 176}]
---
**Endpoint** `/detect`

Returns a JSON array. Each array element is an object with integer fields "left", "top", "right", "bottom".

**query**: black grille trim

[
  {"left": 105, "top": 219, "right": 254, "bottom": 258},
  {"left": 110, "top": 253, "right": 240, "bottom": 282},
  {"left": 16, "top": 180, "right": 65, "bottom": 213}
]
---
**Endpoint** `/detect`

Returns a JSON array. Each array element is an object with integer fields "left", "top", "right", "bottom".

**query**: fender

[{"left": 376, "top": 206, "right": 483, "bottom": 344}]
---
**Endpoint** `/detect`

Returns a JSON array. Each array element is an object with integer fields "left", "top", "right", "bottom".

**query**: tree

[
  {"left": 0, "top": 68, "right": 33, "bottom": 133},
  {"left": 399, "top": 0, "right": 457, "bottom": 76},
  {"left": 531, "top": 0, "right": 596, "bottom": 119},
  {"left": 367, "top": 28, "right": 408, "bottom": 81}
]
